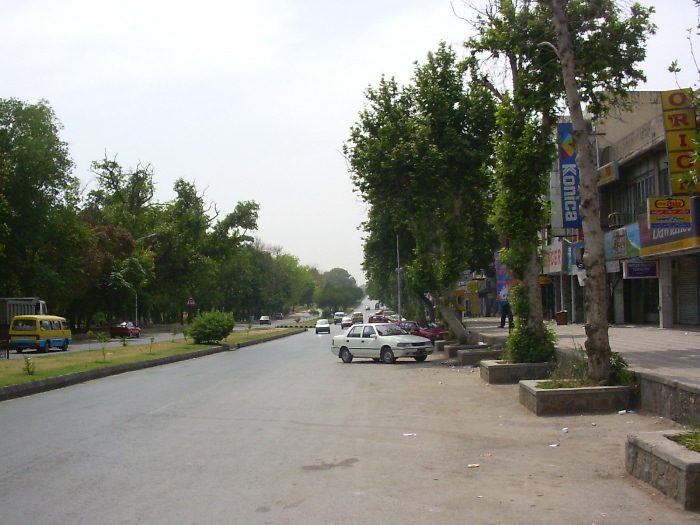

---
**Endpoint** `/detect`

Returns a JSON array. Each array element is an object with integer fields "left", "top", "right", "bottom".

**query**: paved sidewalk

[{"left": 465, "top": 317, "right": 700, "bottom": 389}]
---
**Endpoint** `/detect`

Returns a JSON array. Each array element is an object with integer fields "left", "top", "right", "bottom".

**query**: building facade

[{"left": 546, "top": 90, "right": 700, "bottom": 327}]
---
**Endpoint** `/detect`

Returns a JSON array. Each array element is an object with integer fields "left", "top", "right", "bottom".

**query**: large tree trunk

[
  {"left": 524, "top": 247, "right": 544, "bottom": 332},
  {"left": 548, "top": 0, "right": 612, "bottom": 381},
  {"left": 435, "top": 286, "right": 469, "bottom": 340}
]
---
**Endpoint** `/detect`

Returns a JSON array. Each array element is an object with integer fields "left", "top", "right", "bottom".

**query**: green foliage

[
  {"left": 96, "top": 332, "right": 110, "bottom": 362},
  {"left": 504, "top": 283, "right": 556, "bottom": 363},
  {"left": 672, "top": 423, "right": 700, "bottom": 454},
  {"left": 544, "top": 346, "right": 635, "bottom": 387},
  {"left": 610, "top": 351, "right": 635, "bottom": 387},
  {"left": 22, "top": 356, "right": 36, "bottom": 376},
  {"left": 505, "top": 323, "right": 556, "bottom": 364},
  {"left": 345, "top": 43, "right": 498, "bottom": 308},
  {"left": 184, "top": 310, "right": 235, "bottom": 344}
]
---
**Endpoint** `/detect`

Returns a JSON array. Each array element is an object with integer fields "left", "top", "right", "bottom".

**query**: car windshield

[
  {"left": 416, "top": 321, "right": 431, "bottom": 329},
  {"left": 317, "top": 319, "right": 329, "bottom": 325},
  {"left": 375, "top": 324, "right": 407, "bottom": 336}
]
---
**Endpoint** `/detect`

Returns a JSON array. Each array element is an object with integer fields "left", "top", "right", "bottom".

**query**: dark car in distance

[{"left": 109, "top": 322, "right": 141, "bottom": 339}]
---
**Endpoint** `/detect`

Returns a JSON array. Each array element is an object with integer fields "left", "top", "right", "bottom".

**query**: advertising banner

[
  {"left": 604, "top": 223, "right": 641, "bottom": 260},
  {"left": 495, "top": 251, "right": 518, "bottom": 303},
  {"left": 542, "top": 241, "right": 565, "bottom": 274},
  {"left": 557, "top": 123, "right": 582, "bottom": 228},
  {"left": 647, "top": 196, "right": 692, "bottom": 228},
  {"left": 640, "top": 197, "right": 700, "bottom": 256}
]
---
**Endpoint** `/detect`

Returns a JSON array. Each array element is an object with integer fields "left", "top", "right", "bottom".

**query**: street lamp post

[
  {"left": 396, "top": 234, "right": 401, "bottom": 320},
  {"left": 134, "top": 233, "right": 157, "bottom": 326}
]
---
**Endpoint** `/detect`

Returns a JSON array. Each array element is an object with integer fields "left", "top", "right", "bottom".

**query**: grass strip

[{"left": 0, "top": 327, "right": 303, "bottom": 388}]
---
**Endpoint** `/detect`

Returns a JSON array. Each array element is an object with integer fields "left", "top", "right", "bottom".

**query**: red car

[
  {"left": 109, "top": 322, "right": 141, "bottom": 339},
  {"left": 397, "top": 320, "right": 449, "bottom": 341},
  {"left": 368, "top": 314, "right": 390, "bottom": 323}
]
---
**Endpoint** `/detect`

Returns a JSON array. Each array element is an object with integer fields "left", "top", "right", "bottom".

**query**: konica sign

[{"left": 557, "top": 123, "right": 582, "bottom": 228}]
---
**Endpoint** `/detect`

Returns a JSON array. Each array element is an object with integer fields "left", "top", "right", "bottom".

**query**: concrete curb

[{"left": 0, "top": 328, "right": 306, "bottom": 402}]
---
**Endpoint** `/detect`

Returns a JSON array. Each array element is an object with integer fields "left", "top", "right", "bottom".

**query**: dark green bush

[
  {"left": 504, "top": 283, "right": 556, "bottom": 363},
  {"left": 185, "top": 310, "right": 235, "bottom": 344}
]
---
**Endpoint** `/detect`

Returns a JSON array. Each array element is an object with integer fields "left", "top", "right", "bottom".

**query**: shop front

[{"left": 640, "top": 196, "right": 700, "bottom": 326}]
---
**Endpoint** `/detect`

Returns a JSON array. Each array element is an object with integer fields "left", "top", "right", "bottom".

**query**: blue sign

[{"left": 557, "top": 123, "right": 582, "bottom": 228}]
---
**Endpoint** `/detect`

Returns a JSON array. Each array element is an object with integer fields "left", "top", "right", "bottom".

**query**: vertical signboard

[
  {"left": 557, "top": 123, "right": 582, "bottom": 228},
  {"left": 662, "top": 89, "right": 698, "bottom": 194},
  {"left": 495, "top": 251, "right": 519, "bottom": 303}
]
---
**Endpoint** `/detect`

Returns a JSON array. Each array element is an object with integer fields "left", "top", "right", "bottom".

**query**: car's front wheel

[
  {"left": 414, "top": 355, "right": 427, "bottom": 362},
  {"left": 380, "top": 347, "right": 395, "bottom": 364},
  {"left": 339, "top": 347, "right": 353, "bottom": 363}
]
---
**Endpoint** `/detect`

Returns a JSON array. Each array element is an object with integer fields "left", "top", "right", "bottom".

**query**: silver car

[{"left": 331, "top": 323, "right": 433, "bottom": 364}]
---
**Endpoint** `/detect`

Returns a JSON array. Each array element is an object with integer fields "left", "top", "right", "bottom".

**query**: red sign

[{"left": 187, "top": 296, "right": 196, "bottom": 306}]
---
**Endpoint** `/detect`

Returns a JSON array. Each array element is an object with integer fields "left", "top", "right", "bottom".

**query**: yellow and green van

[{"left": 9, "top": 315, "right": 71, "bottom": 353}]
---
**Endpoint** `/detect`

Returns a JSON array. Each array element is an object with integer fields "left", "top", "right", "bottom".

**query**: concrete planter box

[
  {"left": 626, "top": 431, "right": 700, "bottom": 510},
  {"left": 444, "top": 343, "right": 471, "bottom": 358},
  {"left": 456, "top": 347, "right": 503, "bottom": 366},
  {"left": 480, "top": 360, "right": 553, "bottom": 384},
  {"left": 519, "top": 379, "right": 632, "bottom": 416},
  {"left": 434, "top": 340, "right": 454, "bottom": 354}
]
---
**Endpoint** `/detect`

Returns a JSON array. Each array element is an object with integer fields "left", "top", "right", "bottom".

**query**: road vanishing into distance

[{"left": 1, "top": 303, "right": 695, "bottom": 524}]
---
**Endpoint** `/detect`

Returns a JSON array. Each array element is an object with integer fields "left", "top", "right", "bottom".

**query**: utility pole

[{"left": 396, "top": 234, "right": 402, "bottom": 320}]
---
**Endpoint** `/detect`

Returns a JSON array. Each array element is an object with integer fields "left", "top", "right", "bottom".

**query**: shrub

[
  {"left": 185, "top": 310, "right": 235, "bottom": 344},
  {"left": 505, "top": 323, "right": 556, "bottom": 363},
  {"left": 504, "top": 283, "right": 556, "bottom": 363}
]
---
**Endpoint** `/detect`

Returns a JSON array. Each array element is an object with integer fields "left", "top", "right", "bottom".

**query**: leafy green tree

[
  {"left": 0, "top": 98, "right": 88, "bottom": 304},
  {"left": 467, "top": 0, "right": 654, "bottom": 378},
  {"left": 467, "top": 0, "right": 561, "bottom": 359},
  {"left": 345, "top": 43, "right": 498, "bottom": 335},
  {"left": 314, "top": 268, "right": 364, "bottom": 312},
  {"left": 84, "top": 156, "right": 157, "bottom": 237},
  {"left": 542, "top": 0, "right": 655, "bottom": 380}
]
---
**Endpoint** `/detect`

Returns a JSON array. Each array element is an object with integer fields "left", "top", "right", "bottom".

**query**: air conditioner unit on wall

[{"left": 608, "top": 212, "right": 624, "bottom": 229}]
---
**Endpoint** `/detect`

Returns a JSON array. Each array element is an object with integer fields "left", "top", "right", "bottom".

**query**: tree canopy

[{"left": 345, "top": 43, "right": 498, "bottom": 333}]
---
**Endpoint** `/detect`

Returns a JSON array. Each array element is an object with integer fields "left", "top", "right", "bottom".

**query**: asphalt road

[{"left": 0, "top": 323, "right": 696, "bottom": 524}]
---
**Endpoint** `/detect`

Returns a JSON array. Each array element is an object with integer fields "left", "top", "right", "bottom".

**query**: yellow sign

[
  {"left": 648, "top": 196, "right": 692, "bottom": 228},
  {"left": 662, "top": 89, "right": 699, "bottom": 194},
  {"left": 597, "top": 161, "right": 619, "bottom": 186},
  {"left": 466, "top": 280, "right": 479, "bottom": 293}
]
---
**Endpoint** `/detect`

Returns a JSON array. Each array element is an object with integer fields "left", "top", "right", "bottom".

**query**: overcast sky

[{"left": 2, "top": 0, "right": 697, "bottom": 285}]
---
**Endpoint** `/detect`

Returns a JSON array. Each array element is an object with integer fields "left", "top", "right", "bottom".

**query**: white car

[
  {"left": 315, "top": 318, "right": 331, "bottom": 334},
  {"left": 259, "top": 315, "right": 271, "bottom": 325},
  {"left": 340, "top": 316, "right": 353, "bottom": 329},
  {"left": 331, "top": 323, "right": 433, "bottom": 364}
]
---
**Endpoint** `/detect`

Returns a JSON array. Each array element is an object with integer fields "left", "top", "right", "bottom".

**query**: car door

[
  {"left": 342, "top": 325, "right": 364, "bottom": 354},
  {"left": 359, "top": 325, "right": 380, "bottom": 359}
]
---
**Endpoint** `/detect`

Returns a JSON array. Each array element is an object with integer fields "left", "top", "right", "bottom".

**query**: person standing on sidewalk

[{"left": 499, "top": 301, "right": 513, "bottom": 329}]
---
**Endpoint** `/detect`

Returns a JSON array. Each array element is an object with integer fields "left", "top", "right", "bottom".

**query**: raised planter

[
  {"left": 626, "top": 431, "right": 700, "bottom": 510},
  {"left": 456, "top": 346, "right": 502, "bottom": 366},
  {"left": 434, "top": 340, "right": 454, "bottom": 354},
  {"left": 519, "top": 379, "right": 632, "bottom": 416},
  {"left": 444, "top": 343, "right": 472, "bottom": 359},
  {"left": 480, "top": 359, "right": 553, "bottom": 384}
]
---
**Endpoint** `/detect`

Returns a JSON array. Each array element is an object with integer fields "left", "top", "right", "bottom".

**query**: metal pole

[{"left": 396, "top": 234, "right": 401, "bottom": 320}]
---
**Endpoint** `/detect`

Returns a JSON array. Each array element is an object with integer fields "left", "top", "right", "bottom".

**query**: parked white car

[{"left": 331, "top": 323, "right": 433, "bottom": 364}]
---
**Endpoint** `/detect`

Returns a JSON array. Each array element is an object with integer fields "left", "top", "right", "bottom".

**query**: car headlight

[{"left": 397, "top": 342, "right": 410, "bottom": 347}]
